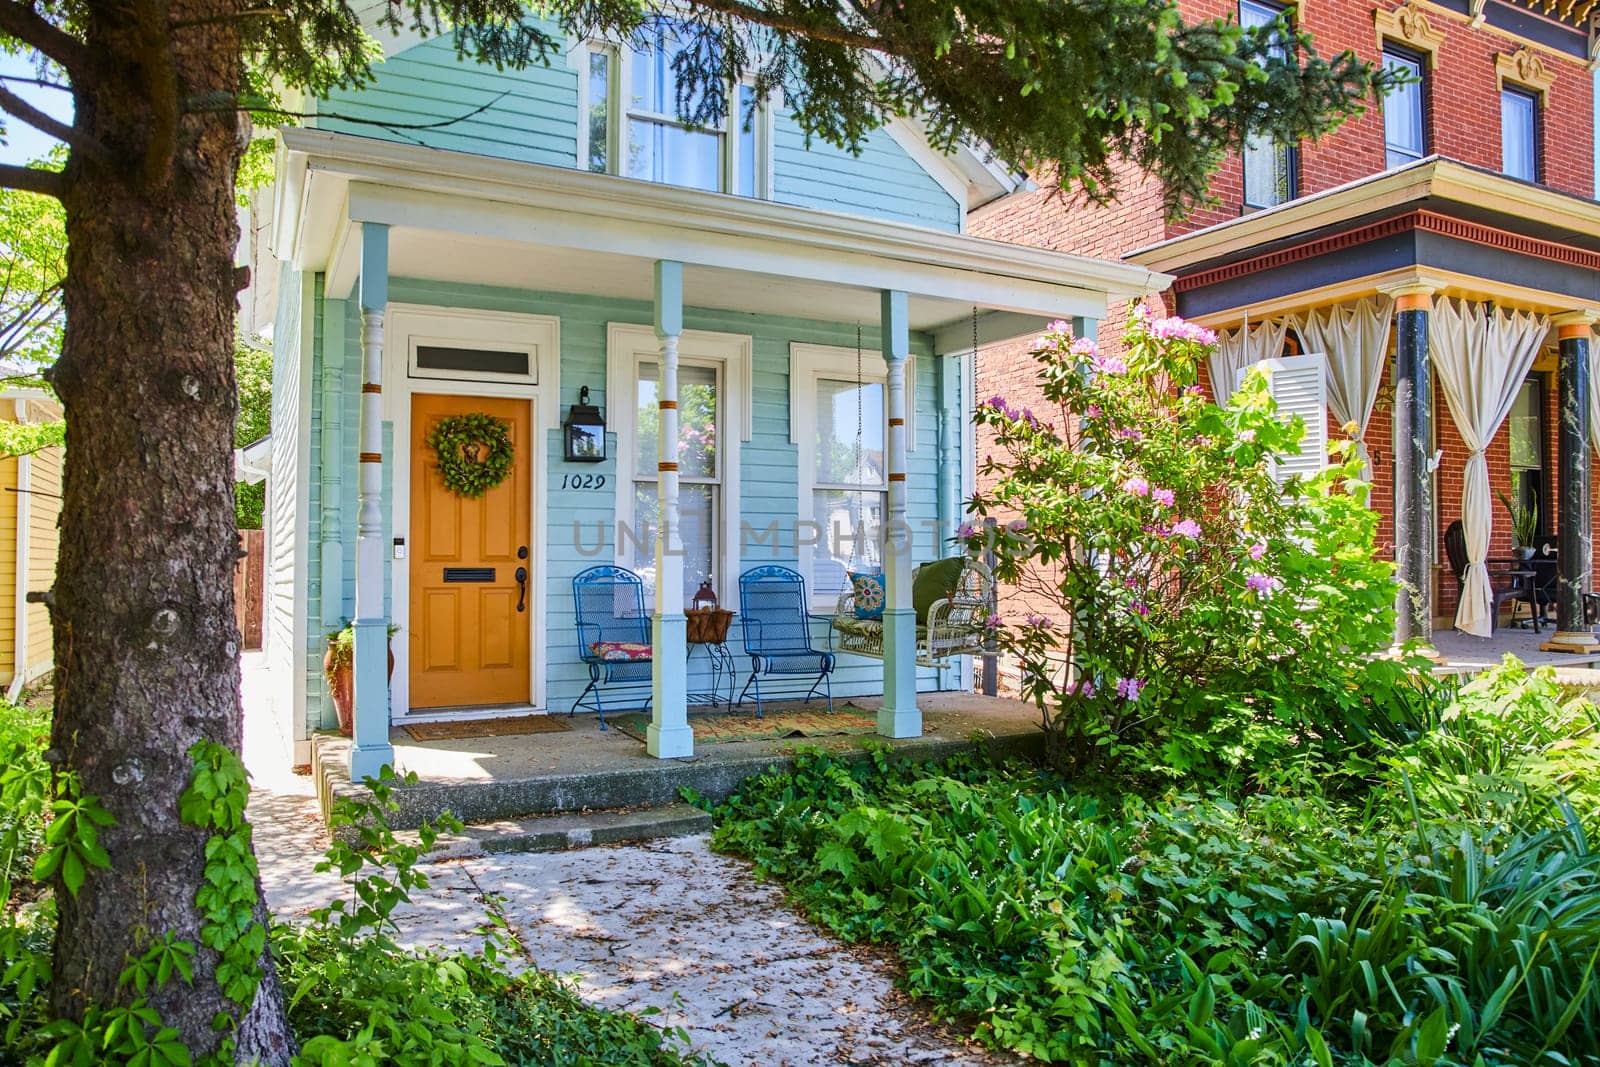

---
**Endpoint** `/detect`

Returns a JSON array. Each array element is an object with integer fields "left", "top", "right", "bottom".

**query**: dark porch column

[
  {"left": 1541, "top": 313, "right": 1600, "bottom": 653},
  {"left": 1389, "top": 286, "right": 1435, "bottom": 647}
]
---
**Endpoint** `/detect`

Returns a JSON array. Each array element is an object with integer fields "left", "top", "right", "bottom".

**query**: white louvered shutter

[{"left": 1256, "top": 354, "right": 1329, "bottom": 485}]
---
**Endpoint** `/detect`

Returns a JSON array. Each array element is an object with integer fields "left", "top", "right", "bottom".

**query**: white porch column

[
  {"left": 350, "top": 223, "right": 395, "bottom": 780},
  {"left": 648, "top": 260, "right": 694, "bottom": 758},
  {"left": 879, "top": 289, "right": 920, "bottom": 737}
]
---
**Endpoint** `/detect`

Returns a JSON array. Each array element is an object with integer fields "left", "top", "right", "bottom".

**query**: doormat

[
  {"left": 608, "top": 709, "right": 878, "bottom": 745},
  {"left": 404, "top": 715, "right": 571, "bottom": 742}
]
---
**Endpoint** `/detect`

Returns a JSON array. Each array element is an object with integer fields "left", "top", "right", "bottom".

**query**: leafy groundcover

[{"left": 707, "top": 662, "right": 1600, "bottom": 1066}]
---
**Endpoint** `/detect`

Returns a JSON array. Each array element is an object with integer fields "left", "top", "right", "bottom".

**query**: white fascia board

[
  {"left": 282, "top": 129, "right": 1165, "bottom": 306},
  {"left": 345, "top": 181, "right": 1107, "bottom": 318},
  {"left": 270, "top": 137, "right": 309, "bottom": 263}
]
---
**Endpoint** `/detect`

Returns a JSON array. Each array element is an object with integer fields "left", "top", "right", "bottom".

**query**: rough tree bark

[{"left": 44, "top": 0, "right": 294, "bottom": 1060}]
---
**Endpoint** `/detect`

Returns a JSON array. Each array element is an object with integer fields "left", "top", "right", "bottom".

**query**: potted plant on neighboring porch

[
  {"left": 323, "top": 622, "right": 399, "bottom": 737},
  {"left": 1496, "top": 490, "right": 1538, "bottom": 561}
]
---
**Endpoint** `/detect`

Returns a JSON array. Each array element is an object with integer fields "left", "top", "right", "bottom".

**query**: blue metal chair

[
  {"left": 736, "top": 565, "right": 833, "bottom": 717},
  {"left": 572, "top": 565, "right": 653, "bottom": 728}
]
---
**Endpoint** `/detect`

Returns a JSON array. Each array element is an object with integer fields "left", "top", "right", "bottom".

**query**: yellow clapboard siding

[
  {"left": 24, "top": 442, "right": 60, "bottom": 675},
  {"left": 0, "top": 442, "right": 18, "bottom": 684}
]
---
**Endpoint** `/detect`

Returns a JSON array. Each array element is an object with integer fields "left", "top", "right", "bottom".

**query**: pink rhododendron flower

[
  {"left": 1249, "top": 541, "right": 1267, "bottom": 561},
  {"left": 1147, "top": 315, "right": 1219, "bottom": 345},
  {"left": 1123, "top": 476, "right": 1150, "bottom": 497},
  {"left": 1068, "top": 679, "right": 1097, "bottom": 698},
  {"left": 1070, "top": 337, "right": 1099, "bottom": 357},
  {"left": 1084, "top": 404, "right": 1103, "bottom": 419},
  {"left": 1025, "top": 613, "right": 1055, "bottom": 630},
  {"left": 1007, "top": 519, "right": 1028, "bottom": 534},
  {"left": 1115, "top": 677, "right": 1146, "bottom": 702},
  {"left": 1047, "top": 319, "right": 1071, "bottom": 334},
  {"left": 1239, "top": 429, "right": 1257, "bottom": 443},
  {"left": 1151, "top": 487, "right": 1175, "bottom": 508},
  {"left": 1246, "top": 573, "right": 1282, "bottom": 594},
  {"left": 1171, "top": 518, "right": 1201, "bottom": 538},
  {"left": 1094, "top": 354, "right": 1127, "bottom": 375},
  {"left": 1130, "top": 601, "right": 1149, "bottom": 618},
  {"left": 1119, "top": 428, "right": 1143, "bottom": 441}
]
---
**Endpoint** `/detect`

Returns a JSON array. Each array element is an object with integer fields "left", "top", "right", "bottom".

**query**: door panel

[{"left": 410, "top": 394, "right": 532, "bottom": 709}]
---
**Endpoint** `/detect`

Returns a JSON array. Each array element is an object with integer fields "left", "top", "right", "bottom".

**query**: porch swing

[{"left": 829, "top": 315, "right": 993, "bottom": 668}]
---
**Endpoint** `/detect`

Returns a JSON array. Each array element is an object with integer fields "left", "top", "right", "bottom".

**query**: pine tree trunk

[{"left": 46, "top": 1, "right": 294, "bottom": 1060}]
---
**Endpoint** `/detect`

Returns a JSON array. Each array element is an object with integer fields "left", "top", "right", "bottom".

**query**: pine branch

[
  {"left": 687, "top": 0, "right": 883, "bottom": 51},
  {"left": 0, "top": 72, "right": 71, "bottom": 92},
  {"left": 0, "top": 163, "right": 64, "bottom": 198},
  {"left": 0, "top": 1, "right": 93, "bottom": 79},
  {"left": 0, "top": 85, "right": 111, "bottom": 164}
]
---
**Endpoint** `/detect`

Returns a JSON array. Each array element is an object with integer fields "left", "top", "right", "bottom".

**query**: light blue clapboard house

[{"left": 245, "top": 15, "right": 1159, "bottom": 775}]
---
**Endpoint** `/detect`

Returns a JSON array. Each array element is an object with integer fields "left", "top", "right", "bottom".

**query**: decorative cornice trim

[
  {"left": 1497, "top": 46, "right": 1557, "bottom": 95},
  {"left": 1376, "top": 3, "right": 1447, "bottom": 59},
  {"left": 1171, "top": 209, "right": 1600, "bottom": 293}
]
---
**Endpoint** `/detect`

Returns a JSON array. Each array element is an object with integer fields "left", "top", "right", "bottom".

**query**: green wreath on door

[{"left": 427, "top": 413, "right": 514, "bottom": 498}]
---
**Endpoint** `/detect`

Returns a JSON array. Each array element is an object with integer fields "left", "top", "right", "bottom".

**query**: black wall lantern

[{"left": 563, "top": 386, "right": 606, "bottom": 463}]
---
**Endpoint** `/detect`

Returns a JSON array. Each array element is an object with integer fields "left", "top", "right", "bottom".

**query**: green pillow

[{"left": 912, "top": 557, "right": 967, "bottom": 624}]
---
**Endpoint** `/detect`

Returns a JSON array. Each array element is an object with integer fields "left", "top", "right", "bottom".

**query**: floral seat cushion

[{"left": 589, "top": 640, "right": 652, "bottom": 662}]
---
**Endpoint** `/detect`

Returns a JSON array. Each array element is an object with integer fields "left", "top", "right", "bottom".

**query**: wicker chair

[
  {"left": 736, "top": 565, "right": 833, "bottom": 718},
  {"left": 832, "top": 557, "right": 993, "bottom": 666},
  {"left": 571, "top": 565, "right": 653, "bottom": 728}
]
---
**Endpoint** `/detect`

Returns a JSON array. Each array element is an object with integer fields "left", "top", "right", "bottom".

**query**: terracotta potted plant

[{"left": 324, "top": 622, "right": 398, "bottom": 737}]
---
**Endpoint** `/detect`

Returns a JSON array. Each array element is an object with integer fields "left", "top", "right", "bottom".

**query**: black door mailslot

[{"left": 443, "top": 567, "right": 496, "bottom": 583}]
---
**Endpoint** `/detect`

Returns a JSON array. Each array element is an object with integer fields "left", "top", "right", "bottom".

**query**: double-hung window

[
  {"left": 791, "top": 343, "right": 910, "bottom": 609},
  {"left": 1240, "top": 0, "right": 1297, "bottom": 209},
  {"left": 631, "top": 361, "right": 721, "bottom": 600},
  {"left": 810, "top": 377, "right": 887, "bottom": 606},
  {"left": 1501, "top": 86, "right": 1539, "bottom": 182},
  {"left": 1382, "top": 46, "right": 1426, "bottom": 168},
  {"left": 610, "top": 324, "right": 750, "bottom": 605},
  {"left": 582, "top": 24, "right": 769, "bottom": 196}
]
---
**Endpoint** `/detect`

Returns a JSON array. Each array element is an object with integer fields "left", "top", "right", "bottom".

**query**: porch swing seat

[{"left": 831, "top": 557, "right": 993, "bottom": 667}]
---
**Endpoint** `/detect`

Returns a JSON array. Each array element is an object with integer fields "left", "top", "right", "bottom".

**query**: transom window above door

[{"left": 582, "top": 22, "right": 769, "bottom": 197}]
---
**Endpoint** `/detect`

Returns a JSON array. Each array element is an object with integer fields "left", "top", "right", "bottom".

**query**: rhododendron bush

[{"left": 969, "top": 311, "right": 1421, "bottom": 780}]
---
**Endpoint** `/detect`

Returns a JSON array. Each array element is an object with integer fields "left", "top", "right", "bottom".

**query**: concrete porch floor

[
  {"left": 1431, "top": 623, "right": 1600, "bottom": 673},
  {"left": 312, "top": 693, "right": 1045, "bottom": 829}
]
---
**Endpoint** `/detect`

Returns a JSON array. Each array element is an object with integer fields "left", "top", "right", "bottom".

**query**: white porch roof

[{"left": 270, "top": 129, "right": 1167, "bottom": 342}]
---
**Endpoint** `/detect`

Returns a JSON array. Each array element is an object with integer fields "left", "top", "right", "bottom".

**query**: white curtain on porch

[
  {"left": 1210, "top": 319, "right": 1289, "bottom": 405},
  {"left": 1430, "top": 298, "right": 1550, "bottom": 636},
  {"left": 1292, "top": 296, "right": 1394, "bottom": 477},
  {"left": 1590, "top": 332, "right": 1600, "bottom": 454}
]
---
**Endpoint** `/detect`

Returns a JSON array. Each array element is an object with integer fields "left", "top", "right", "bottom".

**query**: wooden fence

[{"left": 234, "top": 528, "right": 264, "bottom": 651}]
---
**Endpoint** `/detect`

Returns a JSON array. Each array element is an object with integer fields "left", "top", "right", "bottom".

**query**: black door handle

[{"left": 515, "top": 567, "right": 527, "bottom": 612}]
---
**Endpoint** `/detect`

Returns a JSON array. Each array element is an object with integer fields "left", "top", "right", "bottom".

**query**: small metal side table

[{"left": 686, "top": 616, "right": 738, "bottom": 712}]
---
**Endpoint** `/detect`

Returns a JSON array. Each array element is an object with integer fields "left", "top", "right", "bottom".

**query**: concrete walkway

[{"left": 242, "top": 659, "right": 1008, "bottom": 1066}]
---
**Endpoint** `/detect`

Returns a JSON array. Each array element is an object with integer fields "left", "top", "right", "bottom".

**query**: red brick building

[{"left": 972, "top": 0, "right": 1600, "bottom": 651}]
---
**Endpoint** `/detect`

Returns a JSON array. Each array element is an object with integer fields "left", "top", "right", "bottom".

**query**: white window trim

[
  {"left": 574, "top": 37, "right": 772, "bottom": 197},
  {"left": 608, "top": 322, "right": 750, "bottom": 599},
  {"left": 790, "top": 341, "right": 916, "bottom": 603}
]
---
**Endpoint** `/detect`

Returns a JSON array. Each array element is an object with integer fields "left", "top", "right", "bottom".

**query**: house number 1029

[{"left": 561, "top": 473, "right": 607, "bottom": 490}]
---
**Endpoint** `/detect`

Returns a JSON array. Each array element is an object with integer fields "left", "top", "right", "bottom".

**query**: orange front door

[{"left": 409, "top": 394, "right": 532, "bottom": 710}]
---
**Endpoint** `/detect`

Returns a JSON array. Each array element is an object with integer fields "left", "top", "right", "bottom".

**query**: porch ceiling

[{"left": 275, "top": 128, "right": 1167, "bottom": 337}]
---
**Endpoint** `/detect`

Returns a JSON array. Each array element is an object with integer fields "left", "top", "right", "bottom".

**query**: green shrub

[
  {"left": 969, "top": 312, "right": 1430, "bottom": 784},
  {"left": 711, "top": 729, "right": 1600, "bottom": 1065},
  {"left": 1, "top": 741, "right": 716, "bottom": 1065}
]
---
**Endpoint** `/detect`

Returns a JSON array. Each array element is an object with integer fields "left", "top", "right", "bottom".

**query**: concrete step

[{"left": 406, "top": 801, "right": 713, "bottom": 860}]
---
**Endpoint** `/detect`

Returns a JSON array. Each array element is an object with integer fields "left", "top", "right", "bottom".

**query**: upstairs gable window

[
  {"left": 582, "top": 23, "right": 769, "bottom": 197},
  {"left": 1382, "top": 46, "right": 1426, "bottom": 168},
  {"left": 1239, "top": 0, "right": 1297, "bottom": 209},
  {"left": 1500, "top": 86, "right": 1539, "bottom": 182}
]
